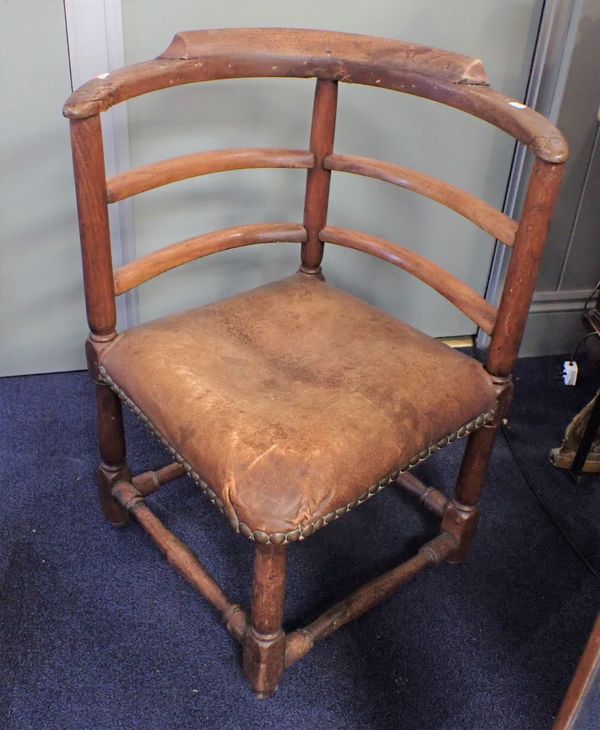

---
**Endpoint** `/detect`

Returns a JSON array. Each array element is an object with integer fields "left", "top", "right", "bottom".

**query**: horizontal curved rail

[
  {"left": 113, "top": 223, "right": 306, "bottom": 295},
  {"left": 107, "top": 148, "right": 314, "bottom": 203},
  {"left": 63, "top": 28, "right": 567, "bottom": 163},
  {"left": 320, "top": 226, "right": 497, "bottom": 334},
  {"left": 325, "top": 154, "right": 517, "bottom": 246},
  {"left": 166, "top": 29, "right": 488, "bottom": 83}
]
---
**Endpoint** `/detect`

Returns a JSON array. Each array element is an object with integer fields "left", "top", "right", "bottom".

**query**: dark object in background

[
  {"left": 551, "top": 390, "right": 600, "bottom": 474},
  {"left": 551, "top": 286, "right": 600, "bottom": 478}
]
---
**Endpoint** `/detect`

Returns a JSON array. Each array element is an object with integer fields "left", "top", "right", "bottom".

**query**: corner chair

[{"left": 64, "top": 28, "right": 567, "bottom": 697}]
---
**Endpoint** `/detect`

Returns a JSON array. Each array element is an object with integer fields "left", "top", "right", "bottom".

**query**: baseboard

[
  {"left": 529, "top": 288, "right": 593, "bottom": 313},
  {"left": 438, "top": 336, "right": 475, "bottom": 349}
]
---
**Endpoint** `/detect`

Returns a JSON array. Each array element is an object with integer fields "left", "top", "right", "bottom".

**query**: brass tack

[
  {"left": 324, "top": 511, "right": 337, "bottom": 523},
  {"left": 476, "top": 414, "right": 485, "bottom": 427},
  {"left": 214, "top": 497, "right": 224, "bottom": 510},
  {"left": 437, "top": 436, "right": 448, "bottom": 448},
  {"left": 357, "top": 491, "right": 369, "bottom": 503},
  {"left": 229, "top": 517, "right": 239, "bottom": 532},
  {"left": 191, "top": 471, "right": 200, "bottom": 481},
  {"left": 301, "top": 523, "right": 315, "bottom": 538},
  {"left": 314, "top": 517, "right": 325, "bottom": 531},
  {"left": 369, "top": 484, "right": 379, "bottom": 494},
  {"left": 206, "top": 488, "right": 216, "bottom": 500},
  {"left": 348, "top": 500, "right": 358, "bottom": 510},
  {"left": 448, "top": 432, "right": 457, "bottom": 443},
  {"left": 335, "top": 506, "right": 347, "bottom": 516},
  {"left": 239, "top": 522, "right": 252, "bottom": 539},
  {"left": 457, "top": 426, "right": 467, "bottom": 438},
  {"left": 409, "top": 456, "right": 420, "bottom": 467},
  {"left": 287, "top": 529, "right": 302, "bottom": 542},
  {"left": 270, "top": 532, "right": 286, "bottom": 545},
  {"left": 419, "top": 449, "right": 429, "bottom": 460},
  {"left": 390, "top": 470, "right": 399, "bottom": 480},
  {"left": 254, "top": 530, "right": 270, "bottom": 544}
]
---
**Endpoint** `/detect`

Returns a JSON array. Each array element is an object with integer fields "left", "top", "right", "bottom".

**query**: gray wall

[
  {"left": 522, "top": 0, "right": 600, "bottom": 356},
  {"left": 0, "top": 1, "right": 86, "bottom": 376},
  {"left": 121, "top": 0, "right": 542, "bottom": 339},
  {"left": 1, "top": 1, "right": 553, "bottom": 376}
]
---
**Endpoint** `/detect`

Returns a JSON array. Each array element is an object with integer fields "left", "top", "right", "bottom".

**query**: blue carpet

[{"left": 0, "top": 355, "right": 598, "bottom": 729}]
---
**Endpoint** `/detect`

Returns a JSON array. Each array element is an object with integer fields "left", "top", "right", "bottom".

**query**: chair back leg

[{"left": 95, "top": 382, "right": 131, "bottom": 526}]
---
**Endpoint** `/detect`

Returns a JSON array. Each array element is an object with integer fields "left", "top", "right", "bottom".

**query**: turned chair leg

[
  {"left": 444, "top": 376, "right": 513, "bottom": 562},
  {"left": 95, "top": 382, "right": 131, "bottom": 526},
  {"left": 243, "top": 543, "right": 287, "bottom": 698},
  {"left": 443, "top": 423, "right": 499, "bottom": 563}
]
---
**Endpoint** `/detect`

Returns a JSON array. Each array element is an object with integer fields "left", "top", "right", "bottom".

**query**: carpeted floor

[{"left": 0, "top": 355, "right": 598, "bottom": 729}]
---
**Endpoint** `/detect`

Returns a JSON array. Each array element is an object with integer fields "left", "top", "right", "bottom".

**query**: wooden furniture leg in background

[{"left": 553, "top": 612, "right": 600, "bottom": 730}]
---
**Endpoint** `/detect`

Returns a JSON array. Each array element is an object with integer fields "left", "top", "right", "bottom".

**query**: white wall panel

[{"left": 0, "top": 0, "right": 86, "bottom": 376}]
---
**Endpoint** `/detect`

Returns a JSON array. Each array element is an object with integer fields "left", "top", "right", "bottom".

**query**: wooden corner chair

[{"left": 64, "top": 28, "right": 567, "bottom": 697}]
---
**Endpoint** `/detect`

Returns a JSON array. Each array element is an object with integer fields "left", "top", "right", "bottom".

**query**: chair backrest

[{"left": 64, "top": 28, "right": 568, "bottom": 380}]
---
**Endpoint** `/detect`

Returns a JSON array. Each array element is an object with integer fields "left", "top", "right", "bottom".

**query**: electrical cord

[
  {"left": 569, "top": 331, "right": 599, "bottom": 365},
  {"left": 564, "top": 280, "right": 600, "bottom": 365},
  {"left": 501, "top": 423, "right": 600, "bottom": 584}
]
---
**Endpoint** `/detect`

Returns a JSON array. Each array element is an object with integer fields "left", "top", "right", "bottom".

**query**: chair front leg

[
  {"left": 243, "top": 543, "right": 287, "bottom": 698},
  {"left": 444, "top": 375, "right": 513, "bottom": 562},
  {"left": 442, "top": 423, "right": 498, "bottom": 562},
  {"left": 454, "top": 422, "right": 499, "bottom": 507},
  {"left": 95, "top": 382, "right": 131, "bottom": 526}
]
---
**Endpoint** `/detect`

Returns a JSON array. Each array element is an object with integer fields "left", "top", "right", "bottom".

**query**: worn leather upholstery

[{"left": 99, "top": 274, "right": 497, "bottom": 540}]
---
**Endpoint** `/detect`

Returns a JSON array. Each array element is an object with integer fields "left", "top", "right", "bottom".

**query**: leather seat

[{"left": 99, "top": 274, "right": 497, "bottom": 543}]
